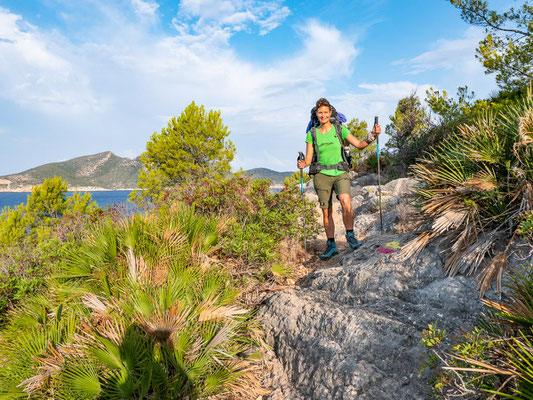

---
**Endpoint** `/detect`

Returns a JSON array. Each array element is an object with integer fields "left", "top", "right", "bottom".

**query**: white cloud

[
  {"left": 395, "top": 27, "right": 485, "bottom": 75},
  {"left": 0, "top": 7, "right": 102, "bottom": 114},
  {"left": 392, "top": 26, "right": 497, "bottom": 99},
  {"left": 131, "top": 0, "right": 159, "bottom": 21},
  {"left": 0, "top": 1, "right": 363, "bottom": 172},
  {"left": 175, "top": 0, "right": 290, "bottom": 37},
  {"left": 333, "top": 81, "right": 436, "bottom": 147}
]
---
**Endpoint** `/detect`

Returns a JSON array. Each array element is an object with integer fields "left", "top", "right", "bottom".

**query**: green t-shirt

[{"left": 306, "top": 125, "right": 350, "bottom": 176}]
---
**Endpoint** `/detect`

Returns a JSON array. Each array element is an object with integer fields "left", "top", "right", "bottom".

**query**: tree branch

[{"left": 466, "top": 6, "right": 531, "bottom": 37}]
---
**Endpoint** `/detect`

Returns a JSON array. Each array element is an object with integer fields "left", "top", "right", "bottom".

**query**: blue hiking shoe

[
  {"left": 346, "top": 232, "right": 362, "bottom": 250},
  {"left": 320, "top": 240, "right": 338, "bottom": 261}
]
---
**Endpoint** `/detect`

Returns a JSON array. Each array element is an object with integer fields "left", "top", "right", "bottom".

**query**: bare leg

[
  {"left": 338, "top": 193, "right": 354, "bottom": 231},
  {"left": 322, "top": 206, "right": 335, "bottom": 238}
]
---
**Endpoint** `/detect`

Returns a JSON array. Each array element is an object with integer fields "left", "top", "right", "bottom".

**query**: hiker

[{"left": 297, "top": 97, "right": 381, "bottom": 260}]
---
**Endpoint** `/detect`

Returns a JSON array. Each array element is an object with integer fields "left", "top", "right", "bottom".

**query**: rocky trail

[{"left": 259, "top": 176, "right": 492, "bottom": 399}]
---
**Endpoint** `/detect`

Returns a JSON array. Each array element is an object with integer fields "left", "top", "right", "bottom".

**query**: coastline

[
  {"left": 1, "top": 185, "right": 284, "bottom": 193},
  {"left": 0, "top": 187, "right": 138, "bottom": 193}
]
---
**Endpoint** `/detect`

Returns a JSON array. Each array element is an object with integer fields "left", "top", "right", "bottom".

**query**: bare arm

[
  {"left": 345, "top": 123, "right": 381, "bottom": 149},
  {"left": 297, "top": 142, "right": 314, "bottom": 169},
  {"left": 345, "top": 133, "right": 369, "bottom": 149}
]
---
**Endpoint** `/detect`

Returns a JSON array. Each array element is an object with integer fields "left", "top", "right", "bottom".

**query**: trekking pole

[
  {"left": 297, "top": 152, "right": 307, "bottom": 253},
  {"left": 375, "top": 116, "right": 383, "bottom": 234}
]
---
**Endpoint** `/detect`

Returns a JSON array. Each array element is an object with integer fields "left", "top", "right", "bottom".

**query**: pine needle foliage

[
  {"left": 404, "top": 89, "right": 533, "bottom": 295},
  {"left": 0, "top": 204, "right": 263, "bottom": 399},
  {"left": 135, "top": 102, "right": 236, "bottom": 202}
]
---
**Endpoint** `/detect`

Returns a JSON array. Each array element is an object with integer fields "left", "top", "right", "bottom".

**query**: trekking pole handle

[
  {"left": 374, "top": 116, "right": 379, "bottom": 158},
  {"left": 297, "top": 152, "right": 305, "bottom": 162}
]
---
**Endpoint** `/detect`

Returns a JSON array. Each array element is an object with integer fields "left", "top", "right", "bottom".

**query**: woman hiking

[{"left": 297, "top": 97, "right": 381, "bottom": 260}]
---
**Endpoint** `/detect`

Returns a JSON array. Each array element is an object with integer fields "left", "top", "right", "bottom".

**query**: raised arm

[{"left": 345, "top": 123, "right": 381, "bottom": 149}]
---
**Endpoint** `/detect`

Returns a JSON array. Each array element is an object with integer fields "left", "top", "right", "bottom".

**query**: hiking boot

[
  {"left": 320, "top": 240, "right": 338, "bottom": 260},
  {"left": 345, "top": 231, "right": 362, "bottom": 250}
]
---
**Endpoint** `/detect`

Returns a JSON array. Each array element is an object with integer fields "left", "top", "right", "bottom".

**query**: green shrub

[
  {"left": 166, "top": 173, "right": 319, "bottom": 265},
  {"left": 0, "top": 177, "right": 98, "bottom": 317},
  {"left": 284, "top": 170, "right": 311, "bottom": 188}
]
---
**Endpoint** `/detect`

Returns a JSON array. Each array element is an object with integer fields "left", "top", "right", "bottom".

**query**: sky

[{"left": 0, "top": 0, "right": 503, "bottom": 175}]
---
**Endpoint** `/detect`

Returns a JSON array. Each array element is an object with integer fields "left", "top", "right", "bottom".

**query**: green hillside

[
  {"left": 0, "top": 154, "right": 295, "bottom": 191},
  {"left": 245, "top": 168, "right": 293, "bottom": 184},
  {"left": 0, "top": 152, "right": 142, "bottom": 190}
]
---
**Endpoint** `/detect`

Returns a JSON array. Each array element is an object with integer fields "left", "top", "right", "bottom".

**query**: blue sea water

[{"left": 0, "top": 190, "right": 133, "bottom": 211}]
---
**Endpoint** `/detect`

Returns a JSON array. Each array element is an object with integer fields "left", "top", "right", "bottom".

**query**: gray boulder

[{"left": 259, "top": 234, "right": 486, "bottom": 399}]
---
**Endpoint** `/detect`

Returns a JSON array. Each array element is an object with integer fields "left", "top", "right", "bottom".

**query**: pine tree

[
  {"left": 137, "top": 102, "right": 235, "bottom": 199},
  {"left": 449, "top": 0, "right": 533, "bottom": 90}
]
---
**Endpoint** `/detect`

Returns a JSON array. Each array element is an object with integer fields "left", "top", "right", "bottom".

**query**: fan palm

[
  {"left": 403, "top": 90, "right": 533, "bottom": 295},
  {"left": 0, "top": 203, "right": 264, "bottom": 399}
]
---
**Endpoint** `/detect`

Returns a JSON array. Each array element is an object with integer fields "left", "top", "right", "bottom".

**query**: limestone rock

[
  {"left": 259, "top": 235, "right": 485, "bottom": 399},
  {"left": 260, "top": 176, "right": 488, "bottom": 399}
]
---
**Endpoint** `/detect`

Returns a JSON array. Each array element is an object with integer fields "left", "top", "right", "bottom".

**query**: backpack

[{"left": 306, "top": 105, "right": 352, "bottom": 175}]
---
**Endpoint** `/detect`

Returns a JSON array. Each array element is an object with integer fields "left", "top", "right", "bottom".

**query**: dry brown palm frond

[
  {"left": 212, "top": 361, "right": 271, "bottom": 400},
  {"left": 432, "top": 209, "right": 469, "bottom": 234},
  {"left": 202, "top": 323, "right": 233, "bottom": 355},
  {"left": 477, "top": 252, "right": 509, "bottom": 297},
  {"left": 421, "top": 189, "right": 462, "bottom": 215},
  {"left": 411, "top": 162, "right": 440, "bottom": 186},
  {"left": 93, "top": 317, "right": 126, "bottom": 345},
  {"left": 161, "top": 225, "right": 187, "bottom": 249},
  {"left": 444, "top": 352, "right": 515, "bottom": 376},
  {"left": 399, "top": 231, "right": 436, "bottom": 262},
  {"left": 450, "top": 223, "right": 475, "bottom": 253},
  {"left": 455, "top": 233, "right": 498, "bottom": 276},
  {"left": 518, "top": 109, "right": 533, "bottom": 146},
  {"left": 82, "top": 293, "right": 108, "bottom": 314},
  {"left": 19, "top": 343, "right": 64, "bottom": 394},
  {"left": 463, "top": 170, "right": 498, "bottom": 191},
  {"left": 198, "top": 304, "right": 248, "bottom": 322},
  {"left": 126, "top": 246, "right": 137, "bottom": 281},
  {"left": 125, "top": 247, "right": 151, "bottom": 284},
  {"left": 482, "top": 298, "right": 533, "bottom": 324},
  {"left": 444, "top": 223, "right": 477, "bottom": 276}
]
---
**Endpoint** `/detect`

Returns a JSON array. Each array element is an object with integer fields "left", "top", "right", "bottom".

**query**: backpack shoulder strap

[
  {"left": 334, "top": 123, "right": 343, "bottom": 144},
  {"left": 311, "top": 127, "right": 320, "bottom": 161},
  {"left": 335, "top": 123, "right": 349, "bottom": 164}
]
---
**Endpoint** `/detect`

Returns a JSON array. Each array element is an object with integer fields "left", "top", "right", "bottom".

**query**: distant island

[
  {"left": 244, "top": 168, "right": 293, "bottom": 185},
  {"left": 0, "top": 152, "right": 142, "bottom": 192},
  {"left": 0, "top": 152, "right": 294, "bottom": 192}
]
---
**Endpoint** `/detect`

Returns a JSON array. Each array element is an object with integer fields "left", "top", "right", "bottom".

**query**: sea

[{"left": 0, "top": 190, "right": 133, "bottom": 211}]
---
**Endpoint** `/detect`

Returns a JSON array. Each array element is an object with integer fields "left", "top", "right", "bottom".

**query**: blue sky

[{"left": 0, "top": 0, "right": 502, "bottom": 175}]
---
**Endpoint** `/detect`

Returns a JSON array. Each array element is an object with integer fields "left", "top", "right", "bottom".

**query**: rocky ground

[{"left": 259, "top": 175, "right": 496, "bottom": 399}]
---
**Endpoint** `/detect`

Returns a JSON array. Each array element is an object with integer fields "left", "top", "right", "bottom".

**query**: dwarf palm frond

[{"left": 403, "top": 90, "right": 533, "bottom": 295}]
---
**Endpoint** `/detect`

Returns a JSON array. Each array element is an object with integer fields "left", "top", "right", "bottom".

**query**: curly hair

[{"left": 315, "top": 98, "right": 331, "bottom": 110}]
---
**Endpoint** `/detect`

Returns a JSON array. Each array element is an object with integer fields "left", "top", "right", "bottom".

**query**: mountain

[
  {"left": 0, "top": 152, "right": 142, "bottom": 192},
  {"left": 245, "top": 168, "right": 293, "bottom": 185},
  {"left": 0, "top": 153, "right": 294, "bottom": 192}
]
